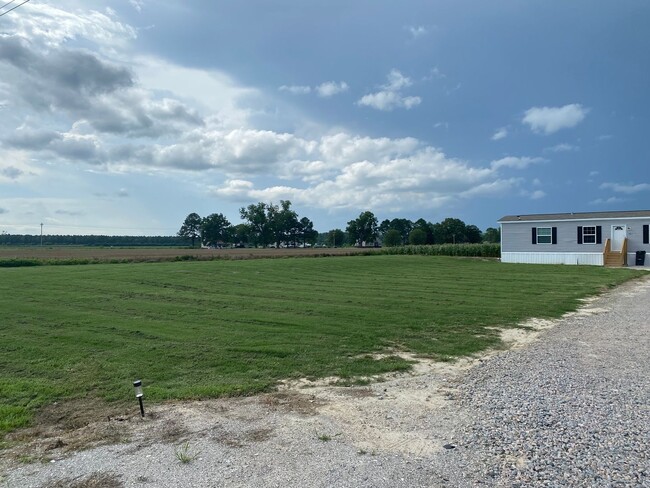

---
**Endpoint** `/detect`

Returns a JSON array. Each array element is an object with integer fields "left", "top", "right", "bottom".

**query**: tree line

[
  {"left": 0, "top": 234, "right": 184, "bottom": 246},
  {"left": 178, "top": 200, "right": 318, "bottom": 248},
  {"left": 178, "top": 202, "right": 500, "bottom": 248}
]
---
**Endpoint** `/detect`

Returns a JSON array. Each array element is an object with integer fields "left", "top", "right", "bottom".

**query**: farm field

[
  {"left": 0, "top": 255, "right": 642, "bottom": 436},
  {"left": 0, "top": 245, "right": 378, "bottom": 262}
]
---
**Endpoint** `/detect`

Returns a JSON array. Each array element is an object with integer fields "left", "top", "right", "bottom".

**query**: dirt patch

[
  {"left": 41, "top": 471, "right": 123, "bottom": 488},
  {"left": 259, "top": 391, "right": 326, "bottom": 415},
  {"left": 4, "top": 399, "right": 133, "bottom": 463}
]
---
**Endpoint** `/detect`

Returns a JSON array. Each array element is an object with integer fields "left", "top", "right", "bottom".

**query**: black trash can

[{"left": 635, "top": 250, "right": 646, "bottom": 266}]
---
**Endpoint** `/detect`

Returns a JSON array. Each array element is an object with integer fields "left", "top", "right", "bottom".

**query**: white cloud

[
  {"left": 4, "top": 3, "right": 136, "bottom": 49},
  {"left": 530, "top": 190, "right": 546, "bottom": 200},
  {"left": 129, "top": 0, "right": 145, "bottom": 12},
  {"left": 590, "top": 196, "right": 624, "bottom": 205},
  {"left": 491, "top": 128, "right": 508, "bottom": 141},
  {"left": 279, "top": 85, "right": 311, "bottom": 95},
  {"left": 383, "top": 69, "right": 412, "bottom": 91},
  {"left": 491, "top": 156, "right": 544, "bottom": 170},
  {"left": 315, "top": 81, "right": 349, "bottom": 97},
  {"left": 357, "top": 70, "right": 421, "bottom": 111},
  {"left": 522, "top": 104, "right": 588, "bottom": 134},
  {"left": 600, "top": 182, "right": 650, "bottom": 194},
  {"left": 545, "top": 143, "right": 579, "bottom": 152},
  {"left": 406, "top": 25, "right": 428, "bottom": 39}
]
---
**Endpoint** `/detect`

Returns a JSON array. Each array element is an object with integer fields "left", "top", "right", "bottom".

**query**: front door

[{"left": 611, "top": 225, "right": 627, "bottom": 251}]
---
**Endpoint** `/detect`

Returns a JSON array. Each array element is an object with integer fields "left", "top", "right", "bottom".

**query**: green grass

[{"left": 0, "top": 255, "right": 642, "bottom": 435}]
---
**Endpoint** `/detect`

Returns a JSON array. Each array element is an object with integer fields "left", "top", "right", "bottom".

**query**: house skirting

[{"left": 501, "top": 252, "right": 604, "bottom": 266}]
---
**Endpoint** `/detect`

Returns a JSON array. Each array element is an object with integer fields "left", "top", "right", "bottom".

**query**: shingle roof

[{"left": 498, "top": 210, "right": 650, "bottom": 223}]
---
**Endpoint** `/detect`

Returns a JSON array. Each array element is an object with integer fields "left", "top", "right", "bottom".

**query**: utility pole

[{"left": 40, "top": 223, "right": 43, "bottom": 246}]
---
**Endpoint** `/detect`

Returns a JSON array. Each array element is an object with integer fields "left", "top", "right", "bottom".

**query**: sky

[{"left": 0, "top": 0, "right": 649, "bottom": 236}]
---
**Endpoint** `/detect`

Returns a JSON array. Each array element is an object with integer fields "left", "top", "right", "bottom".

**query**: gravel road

[{"left": 2, "top": 275, "right": 649, "bottom": 488}]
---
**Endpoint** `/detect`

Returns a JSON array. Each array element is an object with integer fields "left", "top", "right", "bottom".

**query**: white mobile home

[{"left": 499, "top": 210, "right": 650, "bottom": 266}]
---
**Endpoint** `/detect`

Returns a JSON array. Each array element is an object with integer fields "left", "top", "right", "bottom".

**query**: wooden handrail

[{"left": 622, "top": 237, "right": 628, "bottom": 265}]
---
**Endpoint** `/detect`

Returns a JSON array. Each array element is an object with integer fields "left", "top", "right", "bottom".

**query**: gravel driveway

[{"left": 2, "top": 275, "right": 649, "bottom": 488}]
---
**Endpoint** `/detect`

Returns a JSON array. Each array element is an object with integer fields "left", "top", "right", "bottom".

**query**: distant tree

[
  {"left": 177, "top": 212, "right": 202, "bottom": 247},
  {"left": 433, "top": 218, "right": 468, "bottom": 244},
  {"left": 326, "top": 229, "right": 345, "bottom": 247},
  {"left": 378, "top": 219, "right": 392, "bottom": 237},
  {"left": 201, "top": 213, "right": 232, "bottom": 247},
  {"left": 269, "top": 200, "right": 299, "bottom": 247},
  {"left": 408, "top": 228, "right": 427, "bottom": 245},
  {"left": 298, "top": 217, "right": 318, "bottom": 246},
  {"left": 483, "top": 227, "right": 501, "bottom": 243},
  {"left": 240, "top": 202, "right": 270, "bottom": 247},
  {"left": 346, "top": 211, "right": 379, "bottom": 246},
  {"left": 232, "top": 223, "right": 250, "bottom": 247},
  {"left": 465, "top": 225, "right": 482, "bottom": 244},
  {"left": 383, "top": 229, "right": 402, "bottom": 247},
  {"left": 413, "top": 218, "right": 434, "bottom": 244},
  {"left": 389, "top": 218, "right": 413, "bottom": 244}
]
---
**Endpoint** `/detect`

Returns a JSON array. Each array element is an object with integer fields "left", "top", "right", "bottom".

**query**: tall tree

[
  {"left": 465, "top": 225, "right": 482, "bottom": 244},
  {"left": 232, "top": 223, "right": 251, "bottom": 247},
  {"left": 483, "top": 227, "right": 501, "bottom": 243},
  {"left": 326, "top": 229, "right": 345, "bottom": 247},
  {"left": 346, "top": 211, "right": 379, "bottom": 246},
  {"left": 269, "top": 200, "right": 299, "bottom": 247},
  {"left": 240, "top": 202, "right": 270, "bottom": 247},
  {"left": 433, "top": 217, "right": 468, "bottom": 244},
  {"left": 383, "top": 229, "right": 402, "bottom": 247},
  {"left": 413, "top": 218, "right": 434, "bottom": 244},
  {"left": 177, "top": 212, "right": 202, "bottom": 247},
  {"left": 408, "top": 228, "right": 427, "bottom": 245},
  {"left": 298, "top": 217, "right": 317, "bottom": 246},
  {"left": 201, "top": 213, "right": 232, "bottom": 247}
]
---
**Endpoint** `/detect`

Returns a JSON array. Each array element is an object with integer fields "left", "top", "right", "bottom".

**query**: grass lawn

[{"left": 0, "top": 255, "right": 642, "bottom": 435}]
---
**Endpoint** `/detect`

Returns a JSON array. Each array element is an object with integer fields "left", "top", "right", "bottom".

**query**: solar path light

[{"left": 133, "top": 379, "right": 145, "bottom": 417}]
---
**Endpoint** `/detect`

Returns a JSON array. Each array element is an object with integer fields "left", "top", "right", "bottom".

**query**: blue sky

[{"left": 0, "top": 0, "right": 648, "bottom": 235}]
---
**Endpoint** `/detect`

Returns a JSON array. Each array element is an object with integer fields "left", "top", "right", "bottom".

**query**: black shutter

[
  {"left": 596, "top": 226, "right": 602, "bottom": 245},
  {"left": 552, "top": 227, "right": 557, "bottom": 245},
  {"left": 577, "top": 226, "right": 583, "bottom": 244},
  {"left": 532, "top": 227, "right": 537, "bottom": 245},
  {"left": 644, "top": 225, "right": 649, "bottom": 244}
]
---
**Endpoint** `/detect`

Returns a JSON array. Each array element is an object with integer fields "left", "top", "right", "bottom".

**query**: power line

[
  {"left": 0, "top": 0, "right": 18, "bottom": 11},
  {"left": 0, "top": 0, "right": 30, "bottom": 17}
]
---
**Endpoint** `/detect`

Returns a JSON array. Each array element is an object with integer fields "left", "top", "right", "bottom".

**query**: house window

[
  {"left": 582, "top": 226, "right": 596, "bottom": 244},
  {"left": 532, "top": 227, "right": 557, "bottom": 245},
  {"left": 577, "top": 225, "right": 602, "bottom": 245},
  {"left": 537, "top": 227, "right": 552, "bottom": 244}
]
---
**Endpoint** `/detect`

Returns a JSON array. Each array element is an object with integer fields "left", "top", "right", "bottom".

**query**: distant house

[{"left": 498, "top": 210, "right": 650, "bottom": 266}]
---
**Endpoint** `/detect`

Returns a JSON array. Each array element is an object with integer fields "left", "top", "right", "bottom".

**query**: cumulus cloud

[
  {"left": 3, "top": 3, "right": 136, "bottom": 48},
  {"left": 491, "top": 128, "right": 508, "bottom": 141},
  {"left": 600, "top": 182, "right": 650, "bottom": 194},
  {"left": 357, "top": 70, "right": 421, "bottom": 111},
  {"left": 522, "top": 104, "right": 588, "bottom": 134},
  {"left": 315, "top": 81, "right": 349, "bottom": 97},
  {"left": 0, "top": 3, "right": 545, "bottom": 219}
]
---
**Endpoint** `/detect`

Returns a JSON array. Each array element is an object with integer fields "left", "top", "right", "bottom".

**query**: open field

[
  {"left": 0, "top": 245, "right": 378, "bottom": 262},
  {"left": 0, "top": 255, "right": 643, "bottom": 438}
]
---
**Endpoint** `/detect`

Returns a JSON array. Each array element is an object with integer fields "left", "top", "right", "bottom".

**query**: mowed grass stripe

[{"left": 0, "top": 255, "right": 641, "bottom": 435}]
